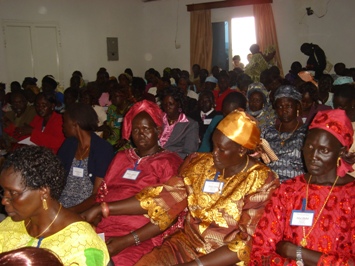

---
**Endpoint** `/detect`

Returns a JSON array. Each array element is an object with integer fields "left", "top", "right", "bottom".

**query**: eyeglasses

[{"left": 0, "top": 188, "right": 30, "bottom": 202}]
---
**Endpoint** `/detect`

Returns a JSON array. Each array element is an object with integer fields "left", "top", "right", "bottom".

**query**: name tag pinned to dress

[
  {"left": 203, "top": 180, "right": 224, "bottom": 194},
  {"left": 203, "top": 118, "right": 212, "bottom": 125},
  {"left": 202, "top": 171, "right": 224, "bottom": 194},
  {"left": 73, "top": 167, "right": 84, "bottom": 177},
  {"left": 290, "top": 198, "right": 315, "bottom": 226},
  {"left": 123, "top": 169, "right": 141, "bottom": 180}
]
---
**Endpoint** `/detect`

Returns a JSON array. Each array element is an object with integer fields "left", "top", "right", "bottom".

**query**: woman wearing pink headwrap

[
  {"left": 91, "top": 100, "right": 183, "bottom": 266},
  {"left": 250, "top": 109, "right": 355, "bottom": 265}
]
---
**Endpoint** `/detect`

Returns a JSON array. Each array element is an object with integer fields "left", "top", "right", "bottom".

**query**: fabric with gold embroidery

[
  {"left": 136, "top": 153, "right": 279, "bottom": 265},
  {"left": 0, "top": 218, "right": 109, "bottom": 266}
]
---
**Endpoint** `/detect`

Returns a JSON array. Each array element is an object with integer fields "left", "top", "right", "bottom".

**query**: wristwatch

[{"left": 296, "top": 246, "right": 304, "bottom": 266}]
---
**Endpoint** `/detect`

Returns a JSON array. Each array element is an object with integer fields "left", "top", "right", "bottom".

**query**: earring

[
  {"left": 337, "top": 157, "right": 341, "bottom": 167},
  {"left": 297, "top": 110, "right": 299, "bottom": 117},
  {"left": 42, "top": 198, "right": 48, "bottom": 210},
  {"left": 178, "top": 108, "right": 182, "bottom": 113}
]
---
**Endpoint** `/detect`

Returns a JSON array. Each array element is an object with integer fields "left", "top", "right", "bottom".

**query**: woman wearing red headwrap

[
  {"left": 250, "top": 109, "right": 355, "bottom": 265},
  {"left": 92, "top": 100, "right": 183, "bottom": 266}
]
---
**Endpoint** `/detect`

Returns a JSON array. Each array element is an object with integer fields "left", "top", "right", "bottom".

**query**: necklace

[
  {"left": 135, "top": 147, "right": 163, "bottom": 159},
  {"left": 222, "top": 155, "right": 250, "bottom": 179},
  {"left": 240, "top": 155, "right": 250, "bottom": 173},
  {"left": 278, "top": 121, "right": 299, "bottom": 147},
  {"left": 300, "top": 175, "right": 340, "bottom": 247},
  {"left": 78, "top": 146, "right": 90, "bottom": 160},
  {"left": 29, "top": 204, "right": 62, "bottom": 239},
  {"left": 168, "top": 118, "right": 177, "bottom": 125}
]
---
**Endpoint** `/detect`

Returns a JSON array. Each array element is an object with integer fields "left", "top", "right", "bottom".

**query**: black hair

[
  {"left": 2, "top": 146, "right": 66, "bottom": 200},
  {"left": 10, "top": 81, "right": 22, "bottom": 92},
  {"left": 22, "top": 77, "right": 38, "bottom": 88},
  {"left": 160, "top": 86, "right": 185, "bottom": 113},
  {"left": 199, "top": 90, "right": 215, "bottom": 103},
  {"left": 42, "top": 75, "right": 58, "bottom": 91},
  {"left": 0, "top": 247, "right": 63, "bottom": 266},
  {"left": 333, "top": 83, "right": 355, "bottom": 100},
  {"left": 222, "top": 91, "right": 247, "bottom": 110},
  {"left": 72, "top": 70, "right": 83, "bottom": 77},
  {"left": 35, "top": 91, "right": 57, "bottom": 105},
  {"left": 10, "top": 91, "right": 27, "bottom": 104},
  {"left": 124, "top": 68, "right": 133, "bottom": 77},
  {"left": 65, "top": 102, "right": 98, "bottom": 131},
  {"left": 298, "top": 82, "right": 319, "bottom": 103}
]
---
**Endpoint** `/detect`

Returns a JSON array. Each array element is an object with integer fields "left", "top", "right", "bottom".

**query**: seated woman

[
  {"left": 0, "top": 146, "right": 109, "bottom": 265},
  {"left": 250, "top": 109, "right": 355, "bottom": 265},
  {"left": 261, "top": 85, "right": 307, "bottom": 182},
  {"left": 92, "top": 100, "right": 183, "bottom": 265},
  {"left": 298, "top": 81, "right": 331, "bottom": 125},
  {"left": 79, "top": 88, "right": 108, "bottom": 137},
  {"left": 58, "top": 103, "right": 114, "bottom": 213},
  {"left": 105, "top": 84, "right": 132, "bottom": 150},
  {"left": 15, "top": 92, "right": 65, "bottom": 154},
  {"left": 246, "top": 82, "right": 276, "bottom": 131},
  {"left": 190, "top": 90, "right": 221, "bottom": 142},
  {"left": 198, "top": 91, "right": 247, "bottom": 152},
  {"left": 83, "top": 110, "right": 279, "bottom": 265},
  {"left": 3, "top": 91, "right": 36, "bottom": 145},
  {"left": 160, "top": 86, "right": 199, "bottom": 159},
  {"left": 333, "top": 83, "right": 355, "bottom": 177}
]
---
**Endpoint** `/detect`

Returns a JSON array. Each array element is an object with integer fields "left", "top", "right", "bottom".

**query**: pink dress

[{"left": 96, "top": 148, "right": 182, "bottom": 266}]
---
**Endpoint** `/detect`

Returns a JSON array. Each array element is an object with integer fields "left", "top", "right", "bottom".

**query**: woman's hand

[
  {"left": 276, "top": 240, "right": 297, "bottom": 259},
  {"left": 115, "top": 139, "right": 128, "bottom": 150},
  {"left": 106, "top": 235, "right": 132, "bottom": 256},
  {"left": 80, "top": 203, "right": 102, "bottom": 226}
]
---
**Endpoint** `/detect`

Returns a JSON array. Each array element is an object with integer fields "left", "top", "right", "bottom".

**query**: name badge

[
  {"left": 202, "top": 180, "right": 224, "bottom": 194},
  {"left": 97, "top": 232, "right": 105, "bottom": 241},
  {"left": 123, "top": 169, "right": 141, "bottom": 180},
  {"left": 290, "top": 210, "right": 315, "bottom": 226},
  {"left": 73, "top": 167, "right": 84, "bottom": 177},
  {"left": 203, "top": 118, "right": 212, "bottom": 125},
  {"left": 117, "top": 117, "right": 123, "bottom": 123}
]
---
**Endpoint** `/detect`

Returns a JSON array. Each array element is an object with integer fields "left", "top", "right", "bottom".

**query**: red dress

[
  {"left": 29, "top": 112, "right": 65, "bottom": 154},
  {"left": 96, "top": 148, "right": 182, "bottom": 266},
  {"left": 250, "top": 175, "right": 355, "bottom": 265}
]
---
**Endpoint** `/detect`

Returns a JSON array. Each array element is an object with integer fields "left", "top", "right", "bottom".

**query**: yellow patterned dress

[
  {"left": 135, "top": 153, "right": 279, "bottom": 266},
  {"left": 0, "top": 219, "right": 109, "bottom": 266}
]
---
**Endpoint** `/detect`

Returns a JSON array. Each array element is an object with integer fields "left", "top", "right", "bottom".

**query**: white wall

[
  {"left": 0, "top": 0, "right": 145, "bottom": 87},
  {"left": 0, "top": 0, "right": 354, "bottom": 88}
]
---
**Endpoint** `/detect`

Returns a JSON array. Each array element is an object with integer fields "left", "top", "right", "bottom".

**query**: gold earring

[
  {"left": 297, "top": 110, "right": 299, "bottom": 117},
  {"left": 337, "top": 157, "right": 341, "bottom": 167},
  {"left": 42, "top": 198, "right": 48, "bottom": 210}
]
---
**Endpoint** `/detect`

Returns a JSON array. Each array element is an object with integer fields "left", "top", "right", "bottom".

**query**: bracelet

[
  {"left": 101, "top": 202, "right": 110, "bottom": 218},
  {"left": 195, "top": 257, "right": 203, "bottom": 266},
  {"left": 130, "top": 231, "right": 141, "bottom": 246},
  {"left": 296, "top": 246, "right": 304, "bottom": 266}
]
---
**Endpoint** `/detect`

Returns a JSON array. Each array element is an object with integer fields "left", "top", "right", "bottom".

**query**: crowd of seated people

[{"left": 0, "top": 42, "right": 354, "bottom": 265}]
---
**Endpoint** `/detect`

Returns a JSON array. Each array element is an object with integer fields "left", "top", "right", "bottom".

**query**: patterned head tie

[
  {"left": 309, "top": 109, "right": 354, "bottom": 177},
  {"left": 217, "top": 110, "right": 260, "bottom": 150},
  {"left": 274, "top": 85, "right": 302, "bottom": 103}
]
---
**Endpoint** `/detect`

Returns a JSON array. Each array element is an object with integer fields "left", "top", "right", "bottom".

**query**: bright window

[{"left": 231, "top": 17, "right": 256, "bottom": 67}]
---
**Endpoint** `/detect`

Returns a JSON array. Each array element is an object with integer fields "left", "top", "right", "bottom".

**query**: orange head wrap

[{"left": 216, "top": 110, "right": 261, "bottom": 149}]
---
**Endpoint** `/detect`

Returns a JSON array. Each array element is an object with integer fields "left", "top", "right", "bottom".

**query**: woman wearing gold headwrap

[{"left": 82, "top": 110, "right": 279, "bottom": 266}]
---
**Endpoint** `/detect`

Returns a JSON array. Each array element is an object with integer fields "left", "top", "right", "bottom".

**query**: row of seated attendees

[{"left": 0, "top": 42, "right": 354, "bottom": 265}]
